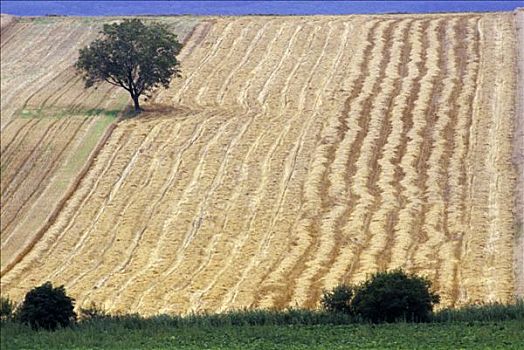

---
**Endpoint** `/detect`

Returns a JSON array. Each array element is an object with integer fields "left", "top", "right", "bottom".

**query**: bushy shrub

[
  {"left": 351, "top": 269, "right": 440, "bottom": 323},
  {"left": 322, "top": 270, "right": 440, "bottom": 323},
  {"left": 321, "top": 284, "right": 354, "bottom": 314},
  {"left": 0, "top": 296, "right": 15, "bottom": 320},
  {"left": 17, "top": 282, "right": 76, "bottom": 330}
]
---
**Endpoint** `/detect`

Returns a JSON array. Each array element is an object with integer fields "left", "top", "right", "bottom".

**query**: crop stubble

[
  {"left": 0, "top": 13, "right": 518, "bottom": 315},
  {"left": 0, "top": 17, "right": 199, "bottom": 272}
]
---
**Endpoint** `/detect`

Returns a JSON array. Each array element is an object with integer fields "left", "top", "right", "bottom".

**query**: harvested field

[
  {"left": 0, "top": 16, "right": 199, "bottom": 272},
  {"left": 0, "top": 13, "right": 519, "bottom": 315},
  {"left": 0, "top": 114, "right": 115, "bottom": 273},
  {"left": 0, "top": 14, "right": 16, "bottom": 30}
]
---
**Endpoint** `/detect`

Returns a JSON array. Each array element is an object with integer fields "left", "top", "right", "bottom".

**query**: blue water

[{"left": 1, "top": 1, "right": 522, "bottom": 16}]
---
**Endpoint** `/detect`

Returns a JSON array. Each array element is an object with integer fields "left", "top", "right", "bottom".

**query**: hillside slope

[
  {"left": 0, "top": 16, "right": 199, "bottom": 272},
  {"left": 0, "top": 13, "right": 518, "bottom": 315}
]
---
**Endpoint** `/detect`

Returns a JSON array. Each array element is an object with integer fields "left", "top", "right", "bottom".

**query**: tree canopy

[
  {"left": 76, "top": 18, "right": 182, "bottom": 112},
  {"left": 17, "top": 282, "right": 76, "bottom": 330}
]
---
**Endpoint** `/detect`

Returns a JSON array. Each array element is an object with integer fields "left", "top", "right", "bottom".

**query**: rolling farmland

[{"left": 0, "top": 12, "right": 520, "bottom": 316}]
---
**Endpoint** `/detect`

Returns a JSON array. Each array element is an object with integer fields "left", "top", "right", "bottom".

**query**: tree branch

[{"left": 104, "top": 76, "right": 131, "bottom": 92}]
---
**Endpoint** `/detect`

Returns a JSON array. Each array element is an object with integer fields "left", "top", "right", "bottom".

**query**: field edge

[{"left": 514, "top": 8, "right": 524, "bottom": 299}]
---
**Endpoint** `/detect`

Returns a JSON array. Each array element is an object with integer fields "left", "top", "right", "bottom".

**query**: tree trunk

[{"left": 132, "top": 94, "right": 142, "bottom": 113}]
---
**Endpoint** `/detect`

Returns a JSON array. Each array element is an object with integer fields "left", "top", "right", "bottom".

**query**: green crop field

[
  {"left": 2, "top": 320, "right": 523, "bottom": 350},
  {"left": 2, "top": 302, "right": 524, "bottom": 350}
]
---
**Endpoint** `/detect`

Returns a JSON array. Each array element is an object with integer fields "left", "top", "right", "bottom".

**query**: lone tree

[{"left": 76, "top": 19, "right": 182, "bottom": 113}]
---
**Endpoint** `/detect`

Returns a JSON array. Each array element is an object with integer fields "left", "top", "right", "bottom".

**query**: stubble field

[
  {"left": 0, "top": 15, "right": 198, "bottom": 275},
  {"left": 0, "top": 12, "right": 519, "bottom": 316}
]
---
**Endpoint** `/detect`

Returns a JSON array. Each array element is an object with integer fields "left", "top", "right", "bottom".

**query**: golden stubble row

[{"left": 458, "top": 14, "right": 516, "bottom": 304}]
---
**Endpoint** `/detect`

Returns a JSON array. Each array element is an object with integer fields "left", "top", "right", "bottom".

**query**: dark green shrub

[
  {"left": 321, "top": 284, "right": 354, "bottom": 314},
  {"left": 351, "top": 269, "right": 440, "bottom": 323},
  {"left": 0, "top": 296, "right": 15, "bottom": 320},
  {"left": 17, "top": 282, "right": 76, "bottom": 330}
]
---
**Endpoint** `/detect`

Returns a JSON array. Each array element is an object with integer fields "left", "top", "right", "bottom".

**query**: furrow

[
  {"left": 255, "top": 19, "right": 384, "bottom": 308},
  {"left": 160, "top": 21, "right": 325, "bottom": 313},
  {"left": 153, "top": 20, "right": 313, "bottom": 314},
  {"left": 385, "top": 20, "right": 436, "bottom": 272},
  {"left": 414, "top": 17, "right": 481, "bottom": 305},
  {"left": 111, "top": 111, "right": 226, "bottom": 313},
  {"left": 230, "top": 21, "right": 291, "bottom": 110},
  {"left": 17, "top": 125, "right": 146, "bottom": 287},
  {"left": 331, "top": 19, "right": 413, "bottom": 292},
  {"left": 402, "top": 18, "right": 448, "bottom": 278},
  {"left": 1, "top": 117, "right": 89, "bottom": 236},
  {"left": 0, "top": 118, "right": 37, "bottom": 169},
  {"left": 220, "top": 20, "right": 343, "bottom": 311},
  {"left": 1, "top": 119, "right": 47, "bottom": 191},
  {"left": 112, "top": 111, "right": 244, "bottom": 313},
  {"left": 408, "top": 18, "right": 459, "bottom": 303},
  {"left": 92, "top": 112, "right": 232, "bottom": 312},
  {"left": 371, "top": 20, "right": 426, "bottom": 273},
  {"left": 458, "top": 14, "right": 516, "bottom": 304},
  {"left": 153, "top": 111, "right": 255, "bottom": 314},
  {"left": 445, "top": 17, "right": 481, "bottom": 305},
  {"left": 2, "top": 22, "right": 89, "bottom": 122},
  {"left": 0, "top": 125, "right": 130, "bottom": 290},
  {"left": 274, "top": 19, "right": 363, "bottom": 307},
  {"left": 133, "top": 20, "right": 298, "bottom": 314},
  {"left": 332, "top": 19, "right": 411, "bottom": 286},
  {"left": 240, "top": 21, "right": 302, "bottom": 111},
  {"left": 47, "top": 121, "right": 169, "bottom": 287},
  {"left": 215, "top": 19, "right": 275, "bottom": 105},
  {"left": 290, "top": 19, "right": 395, "bottom": 303},
  {"left": 250, "top": 18, "right": 374, "bottom": 307},
  {"left": 172, "top": 20, "right": 235, "bottom": 106},
  {"left": 70, "top": 119, "right": 191, "bottom": 309},
  {"left": 194, "top": 22, "right": 256, "bottom": 107},
  {"left": 0, "top": 118, "right": 63, "bottom": 221}
]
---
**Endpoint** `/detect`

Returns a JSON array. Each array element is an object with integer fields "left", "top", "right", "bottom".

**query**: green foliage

[
  {"left": 76, "top": 18, "right": 182, "bottom": 112},
  {"left": 321, "top": 270, "right": 440, "bottom": 323},
  {"left": 17, "top": 282, "right": 76, "bottom": 331},
  {"left": 1, "top": 301, "right": 523, "bottom": 349},
  {"left": 432, "top": 299, "right": 524, "bottom": 323},
  {"left": 320, "top": 284, "right": 354, "bottom": 314},
  {"left": 78, "top": 308, "right": 357, "bottom": 328},
  {"left": 0, "top": 296, "right": 15, "bottom": 320},
  {"left": 2, "top": 319, "right": 523, "bottom": 350},
  {"left": 351, "top": 269, "right": 440, "bottom": 323}
]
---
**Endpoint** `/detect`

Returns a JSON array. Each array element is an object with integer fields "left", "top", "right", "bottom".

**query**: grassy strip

[
  {"left": 2, "top": 301, "right": 522, "bottom": 349},
  {"left": 77, "top": 299, "right": 524, "bottom": 327},
  {"left": 2, "top": 320, "right": 523, "bottom": 349},
  {"left": 432, "top": 300, "right": 524, "bottom": 322},
  {"left": 19, "top": 107, "right": 121, "bottom": 119},
  {"left": 55, "top": 113, "right": 116, "bottom": 192}
]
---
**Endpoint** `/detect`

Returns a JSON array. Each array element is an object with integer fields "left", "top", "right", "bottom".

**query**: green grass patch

[
  {"left": 53, "top": 114, "right": 116, "bottom": 193},
  {"left": 18, "top": 107, "right": 121, "bottom": 120}
]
